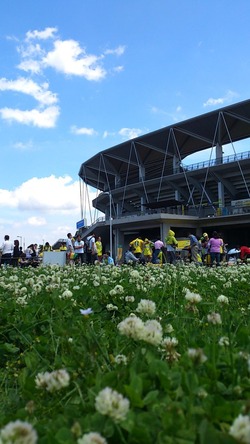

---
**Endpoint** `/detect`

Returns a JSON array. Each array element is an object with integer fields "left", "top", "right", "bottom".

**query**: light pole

[
  {"left": 109, "top": 192, "right": 113, "bottom": 259},
  {"left": 103, "top": 191, "right": 113, "bottom": 259},
  {"left": 17, "top": 236, "right": 22, "bottom": 249}
]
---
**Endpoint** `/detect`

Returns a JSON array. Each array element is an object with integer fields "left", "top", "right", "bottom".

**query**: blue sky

[{"left": 1, "top": 0, "right": 250, "bottom": 248}]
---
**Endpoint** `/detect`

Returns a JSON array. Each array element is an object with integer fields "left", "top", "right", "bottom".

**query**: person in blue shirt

[
  {"left": 107, "top": 251, "right": 114, "bottom": 265},
  {"left": 188, "top": 232, "right": 200, "bottom": 264},
  {"left": 102, "top": 251, "right": 114, "bottom": 265},
  {"left": 124, "top": 247, "right": 139, "bottom": 265}
]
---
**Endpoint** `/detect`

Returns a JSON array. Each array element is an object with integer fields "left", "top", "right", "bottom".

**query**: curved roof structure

[
  {"left": 79, "top": 99, "right": 250, "bottom": 217},
  {"left": 79, "top": 99, "right": 250, "bottom": 192}
]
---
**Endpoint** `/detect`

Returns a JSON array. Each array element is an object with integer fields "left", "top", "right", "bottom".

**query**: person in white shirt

[
  {"left": 66, "top": 233, "right": 74, "bottom": 264},
  {"left": 74, "top": 234, "right": 85, "bottom": 265},
  {"left": 1, "top": 235, "right": 14, "bottom": 266}
]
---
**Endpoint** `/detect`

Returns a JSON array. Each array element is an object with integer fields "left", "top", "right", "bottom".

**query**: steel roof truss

[
  {"left": 188, "top": 176, "right": 216, "bottom": 203},
  {"left": 104, "top": 152, "right": 138, "bottom": 167},
  {"left": 135, "top": 140, "right": 174, "bottom": 157},
  {"left": 173, "top": 127, "right": 214, "bottom": 145},
  {"left": 212, "top": 172, "right": 237, "bottom": 198}
]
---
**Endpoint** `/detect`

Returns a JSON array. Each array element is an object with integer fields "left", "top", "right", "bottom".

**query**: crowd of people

[
  {"left": 1, "top": 230, "right": 250, "bottom": 268},
  {"left": 124, "top": 230, "right": 250, "bottom": 267},
  {"left": 0, "top": 236, "right": 41, "bottom": 267},
  {"left": 64, "top": 232, "right": 114, "bottom": 266},
  {"left": 0, "top": 233, "right": 113, "bottom": 268}
]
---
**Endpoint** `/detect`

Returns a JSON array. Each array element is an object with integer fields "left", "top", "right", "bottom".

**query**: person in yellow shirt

[
  {"left": 60, "top": 242, "right": 67, "bottom": 251},
  {"left": 43, "top": 241, "right": 52, "bottom": 251},
  {"left": 165, "top": 229, "right": 178, "bottom": 264},
  {"left": 143, "top": 238, "right": 154, "bottom": 262},
  {"left": 96, "top": 236, "right": 103, "bottom": 262},
  {"left": 129, "top": 237, "right": 144, "bottom": 259}
]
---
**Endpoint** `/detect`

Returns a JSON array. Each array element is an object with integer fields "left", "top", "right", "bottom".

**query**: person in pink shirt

[
  {"left": 152, "top": 238, "right": 164, "bottom": 264},
  {"left": 208, "top": 231, "right": 223, "bottom": 266}
]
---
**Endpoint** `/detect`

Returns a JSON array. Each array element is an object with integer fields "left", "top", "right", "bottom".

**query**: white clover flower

[
  {"left": 9, "top": 275, "right": 19, "bottom": 282},
  {"left": 185, "top": 289, "right": 202, "bottom": 304},
  {"left": 197, "top": 387, "right": 208, "bottom": 398},
  {"left": 162, "top": 336, "right": 178, "bottom": 349},
  {"left": 106, "top": 304, "right": 118, "bottom": 311},
  {"left": 141, "top": 320, "right": 163, "bottom": 346},
  {"left": 217, "top": 295, "right": 229, "bottom": 304},
  {"left": 125, "top": 296, "right": 135, "bottom": 302},
  {"left": 109, "top": 285, "right": 124, "bottom": 296},
  {"left": 35, "top": 369, "right": 70, "bottom": 392},
  {"left": 24, "top": 278, "right": 35, "bottom": 287},
  {"left": 114, "top": 354, "right": 128, "bottom": 365},
  {"left": 229, "top": 414, "right": 250, "bottom": 443},
  {"left": 207, "top": 312, "right": 222, "bottom": 325},
  {"left": 16, "top": 296, "right": 28, "bottom": 306},
  {"left": 188, "top": 348, "right": 207, "bottom": 364},
  {"left": 95, "top": 387, "right": 129, "bottom": 423},
  {"left": 224, "top": 281, "right": 232, "bottom": 288},
  {"left": 161, "top": 336, "right": 180, "bottom": 362},
  {"left": 0, "top": 420, "right": 38, "bottom": 444},
  {"left": 233, "top": 386, "right": 243, "bottom": 396},
  {"left": 77, "top": 432, "right": 107, "bottom": 444},
  {"left": 33, "top": 284, "right": 42, "bottom": 294},
  {"left": 60, "top": 290, "right": 73, "bottom": 299},
  {"left": 218, "top": 336, "right": 230, "bottom": 346},
  {"left": 165, "top": 324, "right": 174, "bottom": 333},
  {"left": 118, "top": 315, "right": 145, "bottom": 340},
  {"left": 129, "top": 270, "right": 140, "bottom": 278},
  {"left": 136, "top": 299, "right": 156, "bottom": 316}
]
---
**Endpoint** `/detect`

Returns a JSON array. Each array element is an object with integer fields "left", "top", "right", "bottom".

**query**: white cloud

[
  {"left": 17, "top": 42, "right": 46, "bottom": 74},
  {"left": 0, "top": 77, "right": 59, "bottom": 127},
  {"left": 0, "top": 77, "right": 58, "bottom": 105},
  {"left": 13, "top": 140, "right": 34, "bottom": 151},
  {"left": 150, "top": 106, "right": 167, "bottom": 115},
  {"left": 0, "top": 176, "right": 102, "bottom": 247},
  {"left": 203, "top": 90, "right": 239, "bottom": 107},
  {"left": 112, "top": 65, "right": 124, "bottom": 73},
  {"left": 1, "top": 28, "right": 125, "bottom": 134},
  {"left": 150, "top": 104, "right": 186, "bottom": 123},
  {"left": 71, "top": 125, "right": 97, "bottom": 136},
  {"left": 12, "top": 175, "right": 79, "bottom": 211},
  {"left": 17, "top": 42, "right": 43, "bottom": 58},
  {"left": 203, "top": 97, "right": 225, "bottom": 107},
  {"left": 104, "top": 45, "right": 126, "bottom": 56},
  {"left": 27, "top": 216, "right": 46, "bottom": 226},
  {"left": 119, "top": 127, "right": 143, "bottom": 139},
  {"left": 25, "top": 27, "right": 58, "bottom": 41},
  {"left": 16, "top": 28, "right": 125, "bottom": 80},
  {"left": 17, "top": 59, "right": 42, "bottom": 74},
  {"left": 103, "top": 130, "right": 116, "bottom": 138},
  {"left": 0, "top": 106, "right": 59, "bottom": 128},
  {"left": 43, "top": 39, "right": 106, "bottom": 80}
]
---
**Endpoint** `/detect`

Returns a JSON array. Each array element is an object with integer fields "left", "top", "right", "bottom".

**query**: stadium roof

[{"left": 79, "top": 99, "right": 250, "bottom": 192}]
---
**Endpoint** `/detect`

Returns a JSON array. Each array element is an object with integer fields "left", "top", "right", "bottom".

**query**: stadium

[{"left": 78, "top": 99, "right": 250, "bottom": 258}]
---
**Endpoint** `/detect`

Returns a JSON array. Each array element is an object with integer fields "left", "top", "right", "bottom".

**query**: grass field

[{"left": 0, "top": 263, "right": 250, "bottom": 443}]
